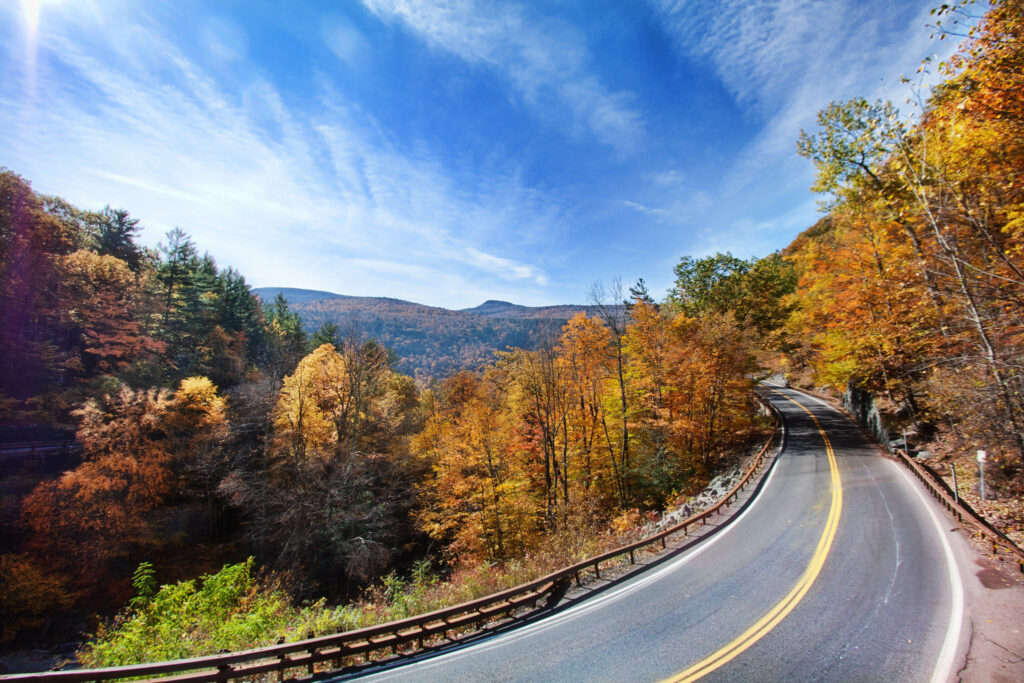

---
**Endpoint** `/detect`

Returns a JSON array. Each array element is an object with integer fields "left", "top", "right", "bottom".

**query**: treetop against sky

[{"left": 2, "top": 0, "right": 958, "bottom": 309}]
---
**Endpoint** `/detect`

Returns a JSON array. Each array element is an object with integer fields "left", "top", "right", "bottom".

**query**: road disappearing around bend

[{"left": 355, "top": 386, "right": 964, "bottom": 682}]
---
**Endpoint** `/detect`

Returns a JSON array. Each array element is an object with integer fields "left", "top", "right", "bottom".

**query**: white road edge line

[
  {"left": 367, "top": 441, "right": 787, "bottom": 679},
  {"left": 793, "top": 385, "right": 964, "bottom": 681},
  {"left": 894, "top": 463, "right": 965, "bottom": 683}
]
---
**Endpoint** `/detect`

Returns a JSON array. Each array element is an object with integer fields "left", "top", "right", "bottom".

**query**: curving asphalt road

[{"left": 350, "top": 386, "right": 964, "bottom": 682}]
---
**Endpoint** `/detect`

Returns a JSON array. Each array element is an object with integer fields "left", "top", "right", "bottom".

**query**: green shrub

[{"left": 79, "top": 558, "right": 347, "bottom": 667}]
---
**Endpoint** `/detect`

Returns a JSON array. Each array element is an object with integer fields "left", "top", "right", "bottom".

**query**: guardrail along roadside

[{"left": 892, "top": 447, "right": 1024, "bottom": 573}]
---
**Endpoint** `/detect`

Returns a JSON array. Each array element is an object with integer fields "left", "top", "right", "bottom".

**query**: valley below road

[{"left": 346, "top": 386, "right": 1024, "bottom": 682}]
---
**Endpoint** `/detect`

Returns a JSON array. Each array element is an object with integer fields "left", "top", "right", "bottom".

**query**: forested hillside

[
  {"left": 0, "top": 169, "right": 314, "bottom": 647},
  {"left": 784, "top": 0, "right": 1024, "bottom": 526},
  {"left": 255, "top": 288, "right": 590, "bottom": 380}
]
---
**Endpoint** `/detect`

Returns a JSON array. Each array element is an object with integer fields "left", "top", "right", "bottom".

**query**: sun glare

[
  {"left": 22, "top": 0, "right": 69, "bottom": 32},
  {"left": 22, "top": 0, "right": 41, "bottom": 30}
]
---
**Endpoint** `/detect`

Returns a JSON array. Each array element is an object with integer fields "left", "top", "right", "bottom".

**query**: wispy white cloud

[
  {"left": 647, "top": 170, "right": 687, "bottom": 188},
  {"left": 619, "top": 199, "right": 670, "bottom": 218},
  {"left": 651, "top": 0, "right": 957, "bottom": 188},
  {"left": 691, "top": 198, "right": 819, "bottom": 259},
  {"left": 0, "top": 7, "right": 560, "bottom": 307},
  {"left": 618, "top": 188, "right": 713, "bottom": 226},
  {"left": 359, "top": 0, "right": 643, "bottom": 152},
  {"left": 321, "top": 16, "right": 371, "bottom": 69},
  {"left": 654, "top": 0, "right": 877, "bottom": 111},
  {"left": 464, "top": 247, "right": 548, "bottom": 284}
]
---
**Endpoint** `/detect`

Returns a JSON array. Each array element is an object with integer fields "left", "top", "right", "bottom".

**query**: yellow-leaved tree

[{"left": 415, "top": 370, "right": 538, "bottom": 564}]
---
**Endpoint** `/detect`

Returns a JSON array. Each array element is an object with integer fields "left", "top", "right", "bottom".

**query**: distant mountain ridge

[
  {"left": 255, "top": 287, "right": 590, "bottom": 379},
  {"left": 460, "top": 299, "right": 525, "bottom": 315},
  {"left": 459, "top": 299, "right": 590, "bottom": 319},
  {"left": 256, "top": 287, "right": 351, "bottom": 305}
]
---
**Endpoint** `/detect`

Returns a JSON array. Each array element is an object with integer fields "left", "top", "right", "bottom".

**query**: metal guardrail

[
  {"left": 893, "top": 447, "right": 1024, "bottom": 573},
  {"left": 0, "top": 440, "right": 78, "bottom": 451},
  {"left": 2, "top": 397, "right": 781, "bottom": 683},
  {"left": 0, "top": 440, "right": 80, "bottom": 457}
]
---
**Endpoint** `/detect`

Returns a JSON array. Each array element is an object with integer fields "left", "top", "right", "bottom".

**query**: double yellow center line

[{"left": 664, "top": 391, "right": 844, "bottom": 682}]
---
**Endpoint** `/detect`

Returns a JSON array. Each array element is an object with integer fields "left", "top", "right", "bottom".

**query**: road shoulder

[{"left": 947, "top": 516, "right": 1024, "bottom": 682}]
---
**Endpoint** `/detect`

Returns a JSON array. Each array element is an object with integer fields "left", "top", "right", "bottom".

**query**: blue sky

[{"left": 1, "top": 0, "right": 956, "bottom": 308}]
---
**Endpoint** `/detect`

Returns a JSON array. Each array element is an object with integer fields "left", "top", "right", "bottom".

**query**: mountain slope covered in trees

[
  {"left": 782, "top": 0, "right": 1024, "bottom": 537},
  {"left": 254, "top": 287, "right": 590, "bottom": 380}
]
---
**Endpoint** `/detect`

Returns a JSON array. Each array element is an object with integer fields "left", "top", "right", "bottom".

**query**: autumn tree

[
  {"left": 272, "top": 341, "right": 395, "bottom": 458},
  {"left": 623, "top": 300, "right": 676, "bottom": 493},
  {"left": 165, "top": 377, "right": 230, "bottom": 523},
  {"left": 792, "top": 0, "right": 1024, "bottom": 469},
  {"left": 0, "top": 170, "right": 78, "bottom": 399},
  {"left": 558, "top": 313, "right": 623, "bottom": 506},
  {"left": 21, "top": 386, "right": 176, "bottom": 604},
  {"left": 500, "top": 344, "right": 572, "bottom": 525},
  {"left": 20, "top": 377, "right": 232, "bottom": 606},
  {"left": 587, "top": 279, "right": 632, "bottom": 501},
  {"left": 223, "top": 343, "right": 423, "bottom": 596},
  {"left": 0, "top": 553, "right": 73, "bottom": 646},
  {"left": 415, "top": 370, "right": 538, "bottom": 563},
  {"left": 665, "top": 314, "right": 760, "bottom": 470},
  {"left": 58, "top": 249, "right": 164, "bottom": 377}
]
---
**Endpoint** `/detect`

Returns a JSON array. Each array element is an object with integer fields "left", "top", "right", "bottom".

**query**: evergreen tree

[
  {"left": 265, "top": 294, "right": 307, "bottom": 376},
  {"left": 309, "top": 322, "right": 341, "bottom": 351},
  {"left": 91, "top": 207, "right": 145, "bottom": 271},
  {"left": 217, "top": 268, "right": 266, "bottom": 364}
]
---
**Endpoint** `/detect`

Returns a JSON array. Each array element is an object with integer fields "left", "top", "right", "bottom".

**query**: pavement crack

[
  {"left": 981, "top": 633, "right": 1024, "bottom": 664},
  {"left": 956, "top": 618, "right": 975, "bottom": 682}
]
